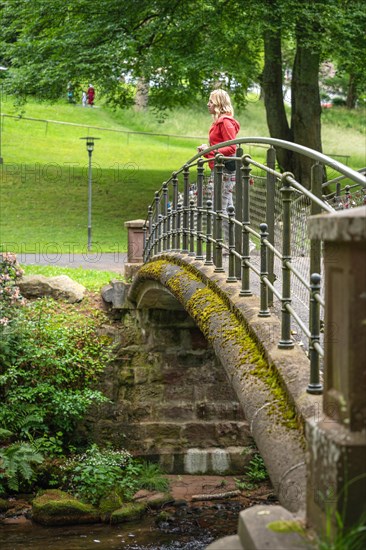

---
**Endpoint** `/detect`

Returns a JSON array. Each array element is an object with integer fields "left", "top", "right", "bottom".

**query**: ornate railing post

[
  {"left": 307, "top": 273, "right": 323, "bottom": 394},
  {"left": 240, "top": 155, "right": 252, "bottom": 296},
  {"left": 158, "top": 214, "right": 163, "bottom": 253},
  {"left": 151, "top": 222, "right": 157, "bottom": 256},
  {"left": 176, "top": 202, "right": 182, "bottom": 251},
  {"left": 154, "top": 191, "right": 161, "bottom": 254},
  {"left": 226, "top": 205, "right": 236, "bottom": 282},
  {"left": 205, "top": 199, "right": 213, "bottom": 266},
  {"left": 235, "top": 146, "right": 243, "bottom": 278},
  {"left": 166, "top": 205, "right": 171, "bottom": 252},
  {"left": 214, "top": 154, "right": 225, "bottom": 272},
  {"left": 259, "top": 223, "right": 270, "bottom": 317},
  {"left": 171, "top": 172, "right": 178, "bottom": 252},
  {"left": 278, "top": 173, "right": 294, "bottom": 349},
  {"left": 182, "top": 164, "right": 189, "bottom": 253},
  {"left": 335, "top": 180, "right": 341, "bottom": 199},
  {"left": 345, "top": 184, "right": 351, "bottom": 207},
  {"left": 310, "top": 163, "right": 323, "bottom": 278},
  {"left": 162, "top": 182, "right": 168, "bottom": 252},
  {"left": 196, "top": 159, "right": 205, "bottom": 260},
  {"left": 147, "top": 205, "right": 153, "bottom": 258},
  {"left": 266, "top": 146, "right": 276, "bottom": 306},
  {"left": 189, "top": 199, "right": 195, "bottom": 256}
]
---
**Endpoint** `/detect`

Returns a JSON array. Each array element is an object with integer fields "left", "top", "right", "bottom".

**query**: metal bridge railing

[{"left": 142, "top": 137, "right": 366, "bottom": 395}]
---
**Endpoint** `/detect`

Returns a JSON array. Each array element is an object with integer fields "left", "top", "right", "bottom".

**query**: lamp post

[
  {"left": 0, "top": 65, "right": 8, "bottom": 165},
  {"left": 80, "top": 136, "right": 100, "bottom": 251}
]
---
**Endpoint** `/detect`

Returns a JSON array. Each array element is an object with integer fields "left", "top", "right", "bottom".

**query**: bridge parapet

[{"left": 306, "top": 205, "right": 366, "bottom": 534}]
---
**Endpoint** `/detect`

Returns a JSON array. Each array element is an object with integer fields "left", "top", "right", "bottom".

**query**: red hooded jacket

[{"left": 204, "top": 115, "right": 240, "bottom": 170}]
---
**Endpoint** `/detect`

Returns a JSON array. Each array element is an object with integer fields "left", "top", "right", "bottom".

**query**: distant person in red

[{"left": 87, "top": 84, "right": 95, "bottom": 106}]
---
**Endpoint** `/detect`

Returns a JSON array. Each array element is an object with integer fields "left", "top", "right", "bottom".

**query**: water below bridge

[
  {"left": 1, "top": 476, "right": 276, "bottom": 549},
  {"left": 0, "top": 499, "right": 250, "bottom": 549}
]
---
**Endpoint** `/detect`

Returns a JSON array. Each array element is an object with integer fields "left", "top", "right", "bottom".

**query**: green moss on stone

[
  {"left": 145, "top": 492, "right": 174, "bottom": 509},
  {"left": 267, "top": 519, "right": 305, "bottom": 534},
  {"left": 138, "top": 260, "right": 168, "bottom": 281},
  {"left": 140, "top": 257, "right": 300, "bottom": 432},
  {"left": 110, "top": 502, "right": 146, "bottom": 524},
  {"left": 32, "top": 489, "right": 99, "bottom": 526},
  {"left": 99, "top": 491, "right": 124, "bottom": 522}
]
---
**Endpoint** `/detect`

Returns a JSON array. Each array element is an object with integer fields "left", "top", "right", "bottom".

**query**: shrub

[
  {"left": 137, "top": 461, "right": 170, "bottom": 492},
  {"left": 0, "top": 282, "right": 112, "bottom": 457},
  {"left": 0, "top": 252, "right": 25, "bottom": 316},
  {"left": 60, "top": 446, "right": 170, "bottom": 506},
  {"left": 61, "top": 445, "right": 135, "bottom": 505},
  {"left": 0, "top": 252, "right": 26, "bottom": 366},
  {"left": 246, "top": 453, "right": 268, "bottom": 483}
]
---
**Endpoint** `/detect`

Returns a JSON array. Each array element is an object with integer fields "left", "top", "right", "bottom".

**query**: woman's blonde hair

[{"left": 209, "top": 89, "right": 234, "bottom": 120}]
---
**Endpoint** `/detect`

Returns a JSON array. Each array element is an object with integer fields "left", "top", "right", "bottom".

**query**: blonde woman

[{"left": 198, "top": 90, "right": 240, "bottom": 247}]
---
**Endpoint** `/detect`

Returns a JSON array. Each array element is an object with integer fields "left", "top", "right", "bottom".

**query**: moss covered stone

[
  {"left": 99, "top": 491, "right": 124, "bottom": 523},
  {"left": 134, "top": 491, "right": 174, "bottom": 509},
  {"left": 32, "top": 489, "right": 99, "bottom": 526},
  {"left": 110, "top": 502, "right": 146, "bottom": 524}
]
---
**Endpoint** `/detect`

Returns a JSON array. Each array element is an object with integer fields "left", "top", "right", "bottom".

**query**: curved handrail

[
  {"left": 184, "top": 137, "right": 366, "bottom": 186},
  {"left": 323, "top": 166, "right": 366, "bottom": 187},
  {"left": 141, "top": 137, "right": 365, "bottom": 396},
  {"left": 145, "top": 136, "right": 366, "bottom": 215}
]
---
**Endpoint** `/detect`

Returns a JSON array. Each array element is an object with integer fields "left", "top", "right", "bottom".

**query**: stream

[{"left": 0, "top": 500, "right": 242, "bottom": 549}]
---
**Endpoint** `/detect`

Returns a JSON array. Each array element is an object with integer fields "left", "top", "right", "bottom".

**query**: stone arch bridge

[
  {"left": 122, "top": 252, "right": 320, "bottom": 515},
  {"left": 103, "top": 139, "right": 365, "bottom": 543}
]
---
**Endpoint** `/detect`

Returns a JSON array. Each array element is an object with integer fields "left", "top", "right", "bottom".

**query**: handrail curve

[{"left": 142, "top": 136, "right": 366, "bottom": 395}]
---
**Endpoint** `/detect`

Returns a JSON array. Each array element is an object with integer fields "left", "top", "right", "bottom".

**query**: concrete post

[
  {"left": 306, "top": 206, "right": 366, "bottom": 534},
  {"left": 124, "top": 219, "right": 146, "bottom": 279}
]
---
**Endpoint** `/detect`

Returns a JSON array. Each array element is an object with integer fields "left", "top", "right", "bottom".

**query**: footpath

[{"left": 19, "top": 252, "right": 128, "bottom": 273}]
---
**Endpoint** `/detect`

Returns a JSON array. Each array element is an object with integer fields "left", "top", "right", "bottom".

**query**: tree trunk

[
  {"left": 262, "top": 25, "right": 294, "bottom": 172},
  {"left": 134, "top": 77, "right": 149, "bottom": 111},
  {"left": 291, "top": 38, "right": 322, "bottom": 188},
  {"left": 346, "top": 73, "right": 358, "bottom": 109}
]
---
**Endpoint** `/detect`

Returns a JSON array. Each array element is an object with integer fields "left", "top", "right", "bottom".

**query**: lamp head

[{"left": 80, "top": 136, "right": 100, "bottom": 152}]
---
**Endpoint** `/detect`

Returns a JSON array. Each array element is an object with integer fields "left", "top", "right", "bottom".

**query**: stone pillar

[
  {"left": 124, "top": 219, "right": 146, "bottom": 279},
  {"left": 306, "top": 206, "right": 366, "bottom": 534}
]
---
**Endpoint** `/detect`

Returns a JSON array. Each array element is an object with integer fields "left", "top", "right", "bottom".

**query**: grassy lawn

[
  {"left": 1, "top": 96, "right": 365, "bottom": 254},
  {"left": 21, "top": 264, "right": 120, "bottom": 291}
]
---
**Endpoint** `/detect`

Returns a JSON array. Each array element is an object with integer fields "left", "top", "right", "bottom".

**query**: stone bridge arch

[{"left": 129, "top": 253, "right": 322, "bottom": 514}]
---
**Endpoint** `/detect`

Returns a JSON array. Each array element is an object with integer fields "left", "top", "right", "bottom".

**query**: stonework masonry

[{"left": 79, "top": 301, "right": 253, "bottom": 475}]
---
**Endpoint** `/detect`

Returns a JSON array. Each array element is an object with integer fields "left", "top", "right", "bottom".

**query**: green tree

[
  {"left": 0, "top": 0, "right": 259, "bottom": 108},
  {"left": 259, "top": 0, "right": 324, "bottom": 183},
  {"left": 1, "top": 0, "right": 364, "bottom": 184},
  {"left": 327, "top": 1, "right": 366, "bottom": 109}
]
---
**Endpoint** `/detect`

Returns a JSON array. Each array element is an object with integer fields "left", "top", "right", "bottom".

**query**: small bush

[
  {"left": 0, "top": 296, "right": 112, "bottom": 450},
  {"left": 246, "top": 453, "right": 268, "bottom": 483},
  {"left": 235, "top": 452, "right": 269, "bottom": 491},
  {"left": 61, "top": 445, "right": 134, "bottom": 505},
  {"left": 137, "top": 461, "right": 169, "bottom": 492},
  {"left": 61, "top": 446, "right": 169, "bottom": 506}
]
